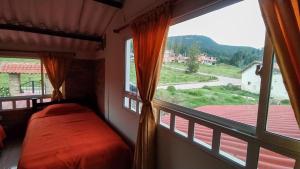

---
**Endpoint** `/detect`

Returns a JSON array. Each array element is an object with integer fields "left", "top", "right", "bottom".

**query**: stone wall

[{"left": 8, "top": 73, "right": 20, "bottom": 96}]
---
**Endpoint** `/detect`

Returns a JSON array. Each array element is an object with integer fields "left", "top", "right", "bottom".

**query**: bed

[{"left": 18, "top": 103, "right": 130, "bottom": 169}]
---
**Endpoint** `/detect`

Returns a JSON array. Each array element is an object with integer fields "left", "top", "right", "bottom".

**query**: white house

[{"left": 241, "top": 61, "right": 289, "bottom": 100}]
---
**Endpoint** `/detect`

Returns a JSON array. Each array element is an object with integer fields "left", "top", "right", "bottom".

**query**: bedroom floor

[{"left": 0, "top": 137, "right": 22, "bottom": 169}]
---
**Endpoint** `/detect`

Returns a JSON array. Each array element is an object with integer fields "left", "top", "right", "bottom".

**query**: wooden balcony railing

[{"left": 0, "top": 95, "right": 51, "bottom": 111}]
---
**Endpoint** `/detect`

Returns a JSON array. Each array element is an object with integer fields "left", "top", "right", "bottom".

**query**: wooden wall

[
  {"left": 64, "top": 58, "right": 105, "bottom": 114},
  {"left": 65, "top": 59, "right": 97, "bottom": 99}
]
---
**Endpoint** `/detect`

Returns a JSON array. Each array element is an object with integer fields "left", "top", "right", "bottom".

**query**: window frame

[{"left": 123, "top": 0, "right": 300, "bottom": 155}]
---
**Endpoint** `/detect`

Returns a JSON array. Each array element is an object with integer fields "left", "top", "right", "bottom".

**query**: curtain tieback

[
  {"left": 53, "top": 89, "right": 60, "bottom": 92},
  {"left": 143, "top": 101, "right": 152, "bottom": 107}
]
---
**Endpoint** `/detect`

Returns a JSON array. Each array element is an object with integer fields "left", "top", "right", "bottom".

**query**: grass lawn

[
  {"left": 130, "top": 62, "right": 217, "bottom": 85},
  {"left": 165, "top": 62, "right": 241, "bottom": 79},
  {"left": 155, "top": 85, "right": 259, "bottom": 108}
]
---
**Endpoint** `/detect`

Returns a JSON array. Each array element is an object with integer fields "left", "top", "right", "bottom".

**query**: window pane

[
  {"left": 267, "top": 58, "right": 300, "bottom": 140},
  {"left": 219, "top": 133, "right": 247, "bottom": 166},
  {"left": 258, "top": 148, "right": 295, "bottom": 169},
  {"left": 130, "top": 99, "right": 137, "bottom": 112},
  {"left": 125, "top": 39, "right": 137, "bottom": 93},
  {"left": 2, "top": 101, "right": 12, "bottom": 110},
  {"left": 174, "top": 116, "right": 188, "bottom": 137},
  {"left": 124, "top": 97, "right": 129, "bottom": 108},
  {"left": 16, "top": 100, "right": 27, "bottom": 109},
  {"left": 193, "top": 123, "right": 213, "bottom": 149},
  {"left": 160, "top": 110, "right": 171, "bottom": 128},
  {"left": 155, "top": 0, "right": 265, "bottom": 127}
]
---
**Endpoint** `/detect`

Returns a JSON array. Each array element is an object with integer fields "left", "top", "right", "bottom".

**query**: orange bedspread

[{"left": 18, "top": 104, "right": 130, "bottom": 169}]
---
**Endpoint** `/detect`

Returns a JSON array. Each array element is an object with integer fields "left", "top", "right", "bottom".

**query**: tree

[{"left": 186, "top": 43, "right": 200, "bottom": 73}]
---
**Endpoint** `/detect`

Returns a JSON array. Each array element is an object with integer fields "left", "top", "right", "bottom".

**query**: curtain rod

[{"left": 113, "top": 0, "right": 177, "bottom": 33}]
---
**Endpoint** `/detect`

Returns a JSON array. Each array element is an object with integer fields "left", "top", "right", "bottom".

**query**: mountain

[{"left": 166, "top": 35, "right": 263, "bottom": 67}]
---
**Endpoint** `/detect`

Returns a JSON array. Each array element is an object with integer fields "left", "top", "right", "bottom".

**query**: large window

[
  {"left": 123, "top": 0, "right": 299, "bottom": 168},
  {"left": 0, "top": 56, "right": 53, "bottom": 109}
]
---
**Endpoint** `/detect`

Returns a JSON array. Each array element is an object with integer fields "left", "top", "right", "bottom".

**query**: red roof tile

[{"left": 0, "top": 63, "right": 46, "bottom": 74}]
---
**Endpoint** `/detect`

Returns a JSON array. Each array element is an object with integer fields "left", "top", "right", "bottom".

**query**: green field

[
  {"left": 130, "top": 62, "right": 217, "bottom": 85},
  {"left": 164, "top": 63, "right": 241, "bottom": 79},
  {"left": 155, "top": 85, "right": 259, "bottom": 108}
]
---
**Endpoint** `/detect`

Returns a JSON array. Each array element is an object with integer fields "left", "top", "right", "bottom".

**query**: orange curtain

[
  {"left": 131, "top": 2, "right": 172, "bottom": 169},
  {"left": 43, "top": 53, "right": 72, "bottom": 101},
  {"left": 259, "top": 0, "right": 300, "bottom": 127}
]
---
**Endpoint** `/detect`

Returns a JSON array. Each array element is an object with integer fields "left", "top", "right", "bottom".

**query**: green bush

[
  {"left": 167, "top": 86, "right": 176, "bottom": 95},
  {"left": 0, "top": 87, "right": 10, "bottom": 97},
  {"left": 280, "top": 99, "right": 290, "bottom": 105}
]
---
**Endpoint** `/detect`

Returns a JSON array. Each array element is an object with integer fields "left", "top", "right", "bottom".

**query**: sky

[{"left": 168, "top": 0, "right": 266, "bottom": 49}]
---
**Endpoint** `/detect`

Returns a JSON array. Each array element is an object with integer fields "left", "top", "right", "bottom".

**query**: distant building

[
  {"left": 163, "top": 50, "right": 176, "bottom": 63},
  {"left": 176, "top": 54, "right": 188, "bottom": 63},
  {"left": 197, "top": 54, "right": 217, "bottom": 65},
  {"left": 163, "top": 50, "right": 188, "bottom": 63},
  {"left": 241, "top": 61, "right": 288, "bottom": 100}
]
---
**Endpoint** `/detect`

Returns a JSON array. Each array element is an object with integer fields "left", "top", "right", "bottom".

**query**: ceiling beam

[
  {"left": 0, "top": 23, "right": 104, "bottom": 44},
  {"left": 94, "top": 0, "right": 123, "bottom": 8}
]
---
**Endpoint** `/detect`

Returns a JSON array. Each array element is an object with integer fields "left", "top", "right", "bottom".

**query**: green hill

[{"left": 166, "top": 35, "right": 263, "bottom": 68}]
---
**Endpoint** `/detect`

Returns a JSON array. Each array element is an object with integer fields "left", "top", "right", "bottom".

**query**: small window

[
  {"left": 174, "top": 116, "right": 189, "bottom": 137},
  {"left": 16, "top": 100, "right": 27, "bottom": 109},
  {"left": 124, "top": 97, "right": 130, "bottom": 108},
  {"left": 193, "top": 123, "right": 213, "bottom": 149},
  {"left": 160, "top": 110, "right": 171, "bottom": 128},
  {"left": 219, "top": 133, "right": 248, "bottom": 166},
  {"left": 1, "top": 101, "right": 12, "bottom": 110},
  {"left": 130, "top": 99, "right": 137, "bottom": 112},
  {"left": 125, "top": 39, "right": 137, "bottom": 94}
]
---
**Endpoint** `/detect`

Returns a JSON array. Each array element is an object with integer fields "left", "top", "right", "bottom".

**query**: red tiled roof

[
  {"left": 161, "top": 105, "right": 299, "bottom": 169},
  {"left": 0, "top": 63, "right": 46, "bottom": 74}
]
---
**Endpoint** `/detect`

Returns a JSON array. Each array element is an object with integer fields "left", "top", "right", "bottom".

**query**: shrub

[
  {"left": 280, "top": 99, "right": 290, "bottom": 105},
  {"left": 167, "top": 86, "right": 176, "bottom": 95},
  {"left": 185, "top": 43, "right": 200, "bottom": 74},
  {"left": 0, "top": 87, "right": 10, "bottom": 97},
  {"left": 225, "top": 83, "right": 241, "bottom": 90}
]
